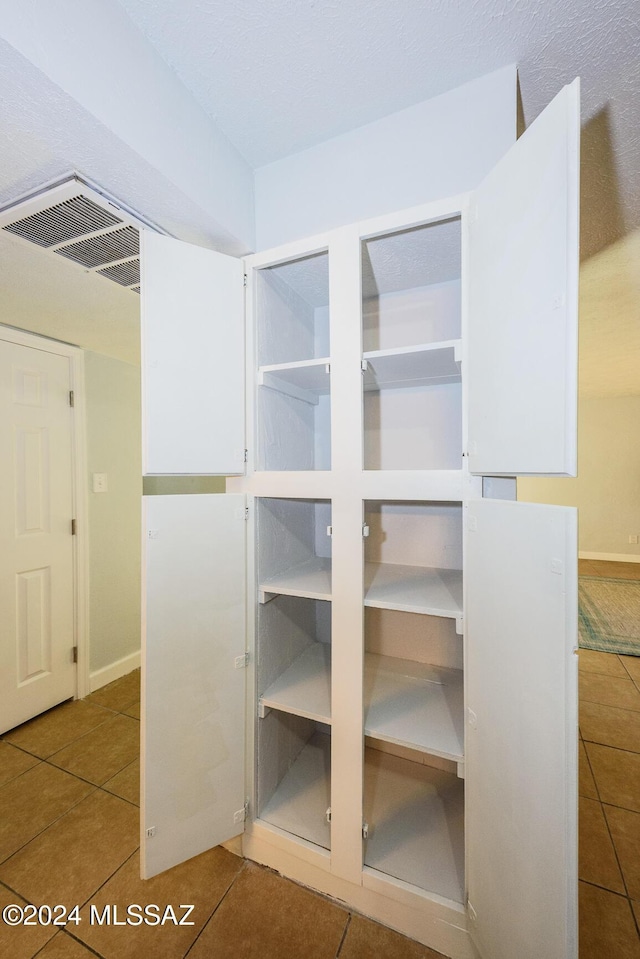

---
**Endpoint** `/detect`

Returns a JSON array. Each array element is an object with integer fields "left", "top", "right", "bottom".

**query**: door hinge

[
  {"left": 244, "top": 449, "right": 248, "bottom": 463},
  {"left": 325, "top": 807, "right": 332, "bottom": 823},
  {"left": 233, "top": 800, "right": 249, "bottom": 824},
  {"left": 234, "top": 652, "right": 249, "bottom": 668},
  {"left": 69, "top": 390, "right": 75, "bottom": 407},
  {"left": 71, "top": 519, "right": 77, "bottom": 535},
  {"left": 362, "top": 524, "right": 370, "bottom": 538},
  {"left": 72, "top": 646, "right": 78, "bottom": 663},
  {"left": 362, "top": 821, "right": 369, "bottom": 840},
  {"left": 243, "top": 273, "right": 248, "bottom": 287}
]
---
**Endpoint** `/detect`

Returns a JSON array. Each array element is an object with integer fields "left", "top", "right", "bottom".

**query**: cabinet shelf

[
  {"left": 259, "top": 557, "right": 332, "bottom": 603},
  {"left": 364, "top": 563, "right": 462, "bottom": 620},
  {"left": 260, "top": 643, "right": 331, "bottom": 723},
  {"left": 364, "top": 655, "right": 463, "bottom": 762},
  {"left": 260, "top": 732, "right": 464, "bottom": 901},
  {"left": 260, "top": 646, "right": 463, "bottom": 762},
  {"left": 258, "top": 358, "right": 331, "bottom": 406},
  {"left": 362, "top": 340, "right": 461, "bottom": 391},
  {"left": 364, "top": 749, "right": 464, "bottom": 902},
  {"left": 260, "top": 733, "right": 331, "bottom": 850}
]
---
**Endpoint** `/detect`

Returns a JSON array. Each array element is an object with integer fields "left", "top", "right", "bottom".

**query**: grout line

[
  {"left": 54, "top": 927, "right": 110, "bottom": 959},
  {"left": 599, "top": 801, "right": 632, "bottom": 900},
  {"left": 0, "top": 786, "right": 101, "bottom": 868},
  {"left": 335, "top": 913, "right": 352, "bottom": 957},
  {"left": 75, "top": 847, "right": 140, "bottom": 910},
  {"left": 581, "top": 736, "right": 640, "bottom": 756},
  {"left": 581, "top": 742, "right": 603, "bottom": 803},
  {"left": 183, "top": 860, "right": 249, "bottom": 958}
]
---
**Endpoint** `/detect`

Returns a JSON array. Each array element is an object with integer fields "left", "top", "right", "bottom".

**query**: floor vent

[{"left": 0, "top": 177, "right": 157, "bottom": 295}]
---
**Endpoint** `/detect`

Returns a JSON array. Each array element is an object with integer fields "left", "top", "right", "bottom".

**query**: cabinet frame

[{"left": 142, "top": 80, "right": 580, "bottom": 959}]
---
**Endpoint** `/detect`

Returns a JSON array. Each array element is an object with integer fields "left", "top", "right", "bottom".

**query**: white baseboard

[
  {"left": 89, "top": 650, "right": 141, "bottom": 692},
  {"left": 579, "top": 551, "right": 640, "bottom": 564}
]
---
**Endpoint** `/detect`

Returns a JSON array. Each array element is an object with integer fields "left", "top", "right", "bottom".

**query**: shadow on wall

[{"left": 580, "top": 105, "right": 627, "bottom": 263}]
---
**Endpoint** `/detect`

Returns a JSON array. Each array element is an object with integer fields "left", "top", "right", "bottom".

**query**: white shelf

[
  {"left": 362, "top": 341, "right": 461, "bottom": 391},
  {"left": 259, "top": 557, "right": 332, "bottom": 603},
  {"left": 364, "top": 563, "right": 462, "bottom": 619},
  {"left": 260, "top": 733, "right": 331, "bottom": 850},
  {"left": 258, "top": 358, "right": 330, "bottom": 405},
  {"left": 259, "top": 646, "right": 462, "bottom": 761},
  {"left": 364, "top": 655, "right": 463, "bottom": 762},
  {"left": 364, "top": 748, "right": 464, "bottom": 902},
  {"left": 260, "top": 643, "right": 331, "bottom": 724}
]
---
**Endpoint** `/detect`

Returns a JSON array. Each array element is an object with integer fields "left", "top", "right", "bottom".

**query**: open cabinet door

[
  {"left": 141, "top": 494, "right": 247, "bottom": 878},
  {"left": 466, "top": 498, "right": 577, "bottom": 959},
  {"left": 141, "top": 231, "right": 245, "bottom": 475},
  {"left": 467, "top": 80, "right": 579, "bottom": 476}
]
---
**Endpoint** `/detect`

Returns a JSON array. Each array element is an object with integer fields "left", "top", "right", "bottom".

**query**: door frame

[{"left": 0, "top": 323, "right": 89, "bottom": 700}]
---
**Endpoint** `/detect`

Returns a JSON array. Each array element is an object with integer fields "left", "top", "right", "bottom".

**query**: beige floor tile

[
  {"left": 0, "top": 742, "right": 39, "bottom": 788},
  {"left": 580, "top": 672, "right": 640, "bottom": 711},
  {"left": 123, "top": 701, "right": 140, "bottom": 720},
  {"left": 621, "top": 657, "right": 640, "bottom": 685},
  {"left": 604, "top": 805, "right": 640, "bottom": 901},
  {"left": 579, "top": 797, "right": 625, "bottom": 893},
  {"left": 339, "top": 914, "right": 446, "bottom": 959},
  {"left": 86, "top": 669, "right": 140, "bottom": 713},
  {"left": 3, "top": 701, "right": 112, "bottom": 759},
  {"left": 580, "top": 741, "right": 599, "bottom": 799},
  {"left": 578, "top": 649, "right": 628, "bottom": 677},
  {"left": 586, "top": 743, "right": 640, "bottom": 813},
  {"left": 0, "top": 763, "right": 93, "bottom": 864},
  {"left": 188, "top": 861, "right": 348, "bottom": 959},
  {"left": 49, "top": 714, "right": 139, "bottom": 786},
  {"left": 103, "top": 758, "right": 139, "bottom": 805},
  {"left": 579, "top": 881, "right": 640, "bottom": 959},
  {"left": 75, "top": 846, "right": 242, "bottom": 959},
  {"left": 36, "top": 932, "right": 99, "bottom": 958},
  {"left": 0, "top": 882, "right": 57, "bottom": 959},
  {"left": 0, "top": 790, "right": 138, "bottom": 908},
  {"left": 580, "top": 701, "right": 640, "bottom": 753}
]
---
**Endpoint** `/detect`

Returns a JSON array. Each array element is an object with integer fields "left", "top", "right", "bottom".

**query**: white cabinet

[{"left": 141, "top": 80, "right": 579, "bottom": 959}]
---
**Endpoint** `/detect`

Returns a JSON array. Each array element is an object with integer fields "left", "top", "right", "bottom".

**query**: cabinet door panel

[
  {"left": 141, "top": 494, "right": 246, "bottom": 878},
  {"left": 466, "top": 498, "right": 577, "bottom": 959},
  {"left": 468, "top": 80, "right": 579, "bottom": 476},
  {"left": 142, "top": 232, "right": 245, "bottom": 475}
]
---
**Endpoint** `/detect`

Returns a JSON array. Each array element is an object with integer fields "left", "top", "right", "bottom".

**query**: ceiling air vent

[{"left": 0, "top": 176, "right": 159, "bottom": 295}]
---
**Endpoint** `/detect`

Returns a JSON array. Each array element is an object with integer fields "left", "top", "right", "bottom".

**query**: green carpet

[{"left": 579, "top": 576, "right": 640, "bottom": 656}]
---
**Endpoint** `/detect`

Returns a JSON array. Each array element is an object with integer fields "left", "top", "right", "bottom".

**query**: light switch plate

[{"left": 92, "top": 472, "right": 108, "bottom": 493}]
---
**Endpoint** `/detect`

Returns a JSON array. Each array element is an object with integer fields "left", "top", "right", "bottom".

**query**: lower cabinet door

[
  {"left": 466, "top": 498, "right": 577, "bottom": 959},
  {"left": 141, "top": 493, "right": 247, "bottom": 878}
]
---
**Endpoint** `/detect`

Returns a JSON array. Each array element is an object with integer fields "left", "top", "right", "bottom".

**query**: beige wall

[
  {"left": 518, "top": 395, "right": 640, "bottom": 559},
  {"left": 85, "top": 351, "right": 142, "bottom": 672}
]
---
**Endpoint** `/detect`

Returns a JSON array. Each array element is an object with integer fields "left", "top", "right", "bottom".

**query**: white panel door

[
  {"left": 467, "top": 80, "right": 579, "bottom": 476},
  {"left": 0, "top": 339, "right": 75, "bottom": 733},
  {"left": 465, "top": 498, "right": 577, "bottom": 959},
  {"left": 142, "top": 493, "right": 246, "bottom": 878},
  {"left": 141, "top": 232, "right": 245, "bottom": 475}
]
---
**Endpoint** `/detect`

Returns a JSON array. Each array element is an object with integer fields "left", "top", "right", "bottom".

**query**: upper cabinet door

[
  {"left": 467, "top": 80, "right": 579, "bottom": 476},
  {"left": 141, "top": 232, "right": 245, "bottom": 475},
  {"left": 141, "top": 493, "right": 247, "bottom": 879},
  {"left": 466, "top": 498, "right": 577, "bottom": 959}
]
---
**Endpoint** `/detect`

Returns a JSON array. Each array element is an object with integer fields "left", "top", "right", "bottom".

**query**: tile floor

[
  {"left": 1, "top": 558, "right": 639, "bottom": 958},
  {"left": 578, "top": 559, "right": 640, "bottom": 959},
  {"left": 0, "top": 671, "right": 443, "bottom": 958}
]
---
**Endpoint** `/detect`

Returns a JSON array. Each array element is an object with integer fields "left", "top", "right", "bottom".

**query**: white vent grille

[
  {"left": 98, "top": 259, "right": 140, "bottom": 287},
  {"left": 0, "top": 177, "right": 156, "bottom": 294},
  {"left": 56, "top": 225, "right": 139, "bottom": 268},
  {"left": 4, "top": 195, "right": 122, "bottom": 248}
]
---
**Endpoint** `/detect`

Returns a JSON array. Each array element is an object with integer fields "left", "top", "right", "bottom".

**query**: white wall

[
  {"left": 0, "top": 0, "right": 254, "bottom": 252},
  {"left": 254, "top": 65, "right": 516, "bottom": 249},
  {"left": 518, "top": 396, "right": 640, "bottom": 560},
  {"left": 85, "top": 351, "right": 142, "bottom": 673}
]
